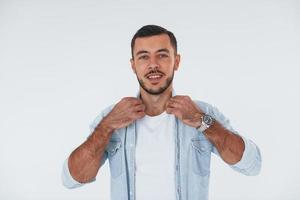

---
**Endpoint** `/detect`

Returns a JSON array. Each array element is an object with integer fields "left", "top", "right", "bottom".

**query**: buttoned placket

[
  {"left": 125, "top": 122, "right": 136, "bottom": 200},
  {"left": 175, "top": 117, "right": 182, "bottom": 200}
]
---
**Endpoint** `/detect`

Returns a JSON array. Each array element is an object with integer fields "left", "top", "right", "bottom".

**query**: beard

[{"left": 136, "top": 69, "right": 175, "bottom": 95}]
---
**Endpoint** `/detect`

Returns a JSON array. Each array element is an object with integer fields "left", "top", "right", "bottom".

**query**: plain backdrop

[{"left": 0, "top": 0, "right": 299, "bottom": 199}]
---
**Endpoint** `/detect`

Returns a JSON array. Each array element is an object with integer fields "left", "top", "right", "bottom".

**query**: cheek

[
  {"left": 134, "top": 63, "right": 148, "bottom": 74},
  {"left": 163, "top": 63, "right": 176, "bottom": 73},
  {"left": 136, "top": 59, "right": 150, "bottom": 66},
  {"left": 134, "top": 68, "right": 146, "bottom": 78},
  {"left": 159, "top": 59, "right": 175, "bottom": 69}
]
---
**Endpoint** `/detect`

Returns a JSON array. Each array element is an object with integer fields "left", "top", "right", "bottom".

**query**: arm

[
  {"left": 166, "top": 96, "right": 262, "bottom": 176},
  {"left": 166, "top": 96, "right": 244, "bottom": 164},
  {"left": 67, "top": 120, "right": 114, "bottom": 184},
  {"left": 203, "top": 120, "right": 245, "bottom": 165},
  {"left": 208, "top": 105, "right": 262, "bottom": 176},
  {"left": 62, "top": 97, "right": 145, "bottom": 188}
]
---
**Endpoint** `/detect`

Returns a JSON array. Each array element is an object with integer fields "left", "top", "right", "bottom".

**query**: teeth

[{"left": 148, "top": 75, "right": 162, "bottom": 79}]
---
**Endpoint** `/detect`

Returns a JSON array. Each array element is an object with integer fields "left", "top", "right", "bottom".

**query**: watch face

[{"left": 203, "top": 115, "right": 214, "bottom": 125}]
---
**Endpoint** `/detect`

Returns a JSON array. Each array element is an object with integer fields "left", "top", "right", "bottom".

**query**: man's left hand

[{"left": 166, "top": 95, "right": 203, "bottom": 128}]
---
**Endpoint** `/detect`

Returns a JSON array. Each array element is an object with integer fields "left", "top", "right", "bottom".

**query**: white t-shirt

[{"left": 135, "top": 111, "right": 176, "bottom": 200}]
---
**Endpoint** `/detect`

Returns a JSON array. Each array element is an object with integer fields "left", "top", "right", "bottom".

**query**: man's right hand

[
  {"left": 66, "top": 97, "right": 145, "bottom": 184},
  {"left": 100, "top": 97, "right": 146, "bottom": 131}
]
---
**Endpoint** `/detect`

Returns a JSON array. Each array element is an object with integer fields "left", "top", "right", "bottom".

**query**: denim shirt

[{"left": 62, "top": 93, "right": 262, "bottom": 200}]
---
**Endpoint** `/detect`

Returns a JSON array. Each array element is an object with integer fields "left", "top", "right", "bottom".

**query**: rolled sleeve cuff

[
  {"left": 230, "top": 136, "right": 262, "bottom": 175},
  {"left": 62, "top": 158, "right": 95, "bottom": 189}
]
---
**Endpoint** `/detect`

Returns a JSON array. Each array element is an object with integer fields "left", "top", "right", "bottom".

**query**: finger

[
  {"left": 123, "top": 99, "right": 143, "bottom": 110},
  {"left": 131, "top": 98, "right": 144, "bottom": 106},
  {"left": 134, "top": 110, "right": 146, "bottom": 119},
  {"left": 166, "top": 107, "right": 173, "bottom": 114},
  {"left": 122, "top": 97, "right": 143, "bottom": 105},
  {"left": 171, "top": 95, "right": 186, "bottom": 99},
  {"left": 166, "top": 107, "right": 181, "bottom": 118},
  {"left": 166, "top": 99, "right": 182, "bottom": 108},
  {"left": 133, "top": 97, "right": 143, "bottom": 103},
  {"left": 169, "top": 97, "right": 184, "bottom": 105},
  {"left": 171, "top": 95, "right": 190, "bottom": 103},
  {"left": 121, "top": 97, "right": 137, "bottom": 102},
  {"left": 132, "top": 104, "right": 146, "bottom": 112}
]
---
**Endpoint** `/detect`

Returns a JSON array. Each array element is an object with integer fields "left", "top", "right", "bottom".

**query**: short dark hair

[{"left": 131, "top": 25, "right": 177, "bottom": 58}]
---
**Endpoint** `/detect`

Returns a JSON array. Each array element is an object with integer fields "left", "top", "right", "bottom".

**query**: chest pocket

[
  {"left": 106, "top": 138, "right": 123, "bottom": 178},
  {"left": 191, "top": 138, "right": 212, "bottom": 176}
]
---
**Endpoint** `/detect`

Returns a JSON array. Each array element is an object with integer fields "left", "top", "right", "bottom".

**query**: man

[{"left": 62, "top": 25, "right": 262, "bottom": 200}]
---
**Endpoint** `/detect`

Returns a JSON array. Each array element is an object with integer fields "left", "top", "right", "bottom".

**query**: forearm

[
  {"left": 204, "top": 121, "right": 245, "bottom": 165},
  {"left": 68, "top": 120, "right": 113, "bottom": 183}
]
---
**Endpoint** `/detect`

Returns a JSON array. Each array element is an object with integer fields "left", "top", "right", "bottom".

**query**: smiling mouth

[
  {"left": 145, "top": 73, "right": 164, "bottom": 85},
  {"left": 147, "top": 74, "right": 163, "bottom": 79}
]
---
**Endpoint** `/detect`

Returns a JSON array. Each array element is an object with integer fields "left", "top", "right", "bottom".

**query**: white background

[{"left": 1, "top": 0, "right": 299, "bottom": 199}]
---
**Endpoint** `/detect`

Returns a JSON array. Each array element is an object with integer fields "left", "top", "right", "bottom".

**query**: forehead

[{"left": 133, "top": 34, "right": 174, "bottom": 54}]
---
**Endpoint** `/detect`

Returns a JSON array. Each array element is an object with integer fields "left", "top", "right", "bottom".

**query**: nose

[{"left": 148, "top": 56, "right": 159, "bottom": 71}]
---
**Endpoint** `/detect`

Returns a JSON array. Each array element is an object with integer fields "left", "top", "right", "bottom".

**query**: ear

[
  {"left": 174, "top": 54, "right": 181, "bottom": 71},
  {"left": 130, "top": 58, "right": 136, "bottom": 74}
]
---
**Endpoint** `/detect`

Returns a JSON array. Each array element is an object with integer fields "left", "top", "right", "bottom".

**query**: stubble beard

[{"left": 137, "top": 70, "right": 175, "bottom": 95}]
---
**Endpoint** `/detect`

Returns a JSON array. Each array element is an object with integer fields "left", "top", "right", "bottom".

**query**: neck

[{"left": 140, "top": 86, "right": 173, "bottom": 116}]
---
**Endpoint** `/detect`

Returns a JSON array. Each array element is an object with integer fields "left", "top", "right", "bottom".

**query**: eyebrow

[
  {"left": 157, "top": 48, "right": 170, "bottom": 54},
  {"left": 136, "top": 50, "right": 148, "bottom": 56},
  {"left": 135, "top": 48, "right": 170, "bottom": 56}
]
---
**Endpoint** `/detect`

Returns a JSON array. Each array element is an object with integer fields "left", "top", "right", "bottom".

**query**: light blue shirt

[{"left": 62, "top": 92, "right": 262, "bottom": 200}]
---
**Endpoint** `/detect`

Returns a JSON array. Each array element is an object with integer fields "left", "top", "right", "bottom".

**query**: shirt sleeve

[
  {"left": 61, "top": 105, "right": 113, "bottom": 189},
  {"left": 229, "top": 135, "right": 262, "bottom": 175},
  {"left": 61, "top": 158, "right": 95, "bottom": 189},
  {"left": 199, "top": 102, "right": 262, "bottom": 176}
]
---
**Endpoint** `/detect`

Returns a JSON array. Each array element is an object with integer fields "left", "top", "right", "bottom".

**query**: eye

[
  {"left": 138, "top": 55, "right": 149, "bottom": 60},
  {"left": 158, "top": 54, "right": 168, "bottom": 58}
]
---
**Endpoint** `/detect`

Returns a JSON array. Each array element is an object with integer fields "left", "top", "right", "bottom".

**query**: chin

[{"left": 138, "top": 75, "right": 173, "bottom": 95}]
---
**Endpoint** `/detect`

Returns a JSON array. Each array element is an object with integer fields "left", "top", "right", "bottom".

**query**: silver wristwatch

[{"left": 197, "top": 114, "right": 215, "bottom": 132}]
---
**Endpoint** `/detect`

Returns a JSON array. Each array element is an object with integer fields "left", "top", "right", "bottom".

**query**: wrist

[
  {"left": 194, "top": 112, "right": 203, "bottom": 129},
  {"left": 196, "top": 113, "right": 215, "bottom": 132},
  {"left": 91, "top": 119, "right": 114, "bottom": 143},
  {"left": 86, "top": 120, "right": 114, "bottom": 152},
  {"left": 99, "top": 119, "right": 114, "bottom": 134}
]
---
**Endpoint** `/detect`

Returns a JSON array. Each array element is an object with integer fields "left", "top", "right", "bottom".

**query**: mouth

[{"left": 145, "top": 73, "right": 164, "bottom": 84}]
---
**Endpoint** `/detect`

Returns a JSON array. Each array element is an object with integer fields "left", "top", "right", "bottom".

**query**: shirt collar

[{"left": 136, "top": 88, "right": 176, "bottom": 99}]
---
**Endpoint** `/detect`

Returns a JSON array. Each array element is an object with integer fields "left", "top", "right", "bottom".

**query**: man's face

[{"left": 130, "top": 34, "right": 180, "bottom": 95}]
